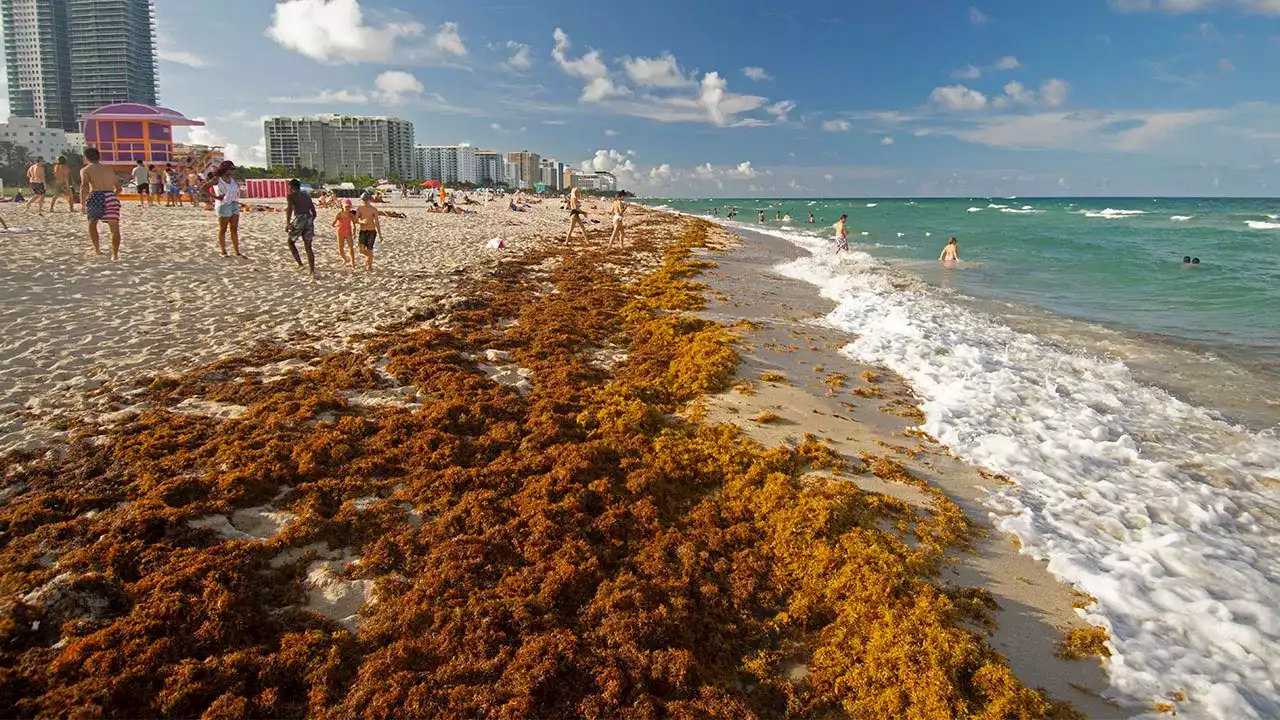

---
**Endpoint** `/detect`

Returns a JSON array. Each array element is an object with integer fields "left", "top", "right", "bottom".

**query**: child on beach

[
  {"left": 285, "top": 179, "right": 317, "bottom": 278},
  {"left": 355, "top": 192, "right": 381, "bottom": 273},
  {"left": 332, "top": 199, "right": 356, "bottom": 267},
  {"left": 79, "top": 148, "right": 123, "bottom": 259},
  {"left": 834, "top": 215, "right": 849, "bottom": 253}
]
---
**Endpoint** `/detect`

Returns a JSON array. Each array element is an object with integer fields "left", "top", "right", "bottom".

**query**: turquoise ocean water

[
  {"left": 638, "top": 199, "right": 1280, "bottom": 715},
  {"left": 650, "top": 197, "right": 1280, "bottom": 430}
]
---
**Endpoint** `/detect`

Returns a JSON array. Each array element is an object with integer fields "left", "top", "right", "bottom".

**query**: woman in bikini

[
  {"left": 939, "top": 236, "right": 960, "bottom": 268},
  {"left": 607, "top": 191, "right": 628, "bottom": 248}
]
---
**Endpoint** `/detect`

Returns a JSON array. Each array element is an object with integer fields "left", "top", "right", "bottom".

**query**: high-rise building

[
  {"left": 264, "top": 115, "right": 414, "bottom": 179},
  {"left": 2, "top": 0, "right": 76, "bottom": 130},
  {"left": 413, "top": 143, "right": 478, "bottom": 184},
  {"left": 505, "top": 150, "right": 540, "bottom": 189},
  {"left": 1, "top": 0, "right": 158, "bottom": 131},
  {"left": 475, "top": 150, "right": 502, "bottom": 186}
]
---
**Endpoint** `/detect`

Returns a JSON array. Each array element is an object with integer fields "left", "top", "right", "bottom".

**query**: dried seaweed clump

[
  {"left": 0, "top": 216, "right": 1074, "bottom": 719},
  {"left": 1056, "top": 626, "right": 1112, "bottom": 660}
]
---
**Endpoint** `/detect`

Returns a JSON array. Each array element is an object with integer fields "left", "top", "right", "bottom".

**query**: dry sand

[{"left": 0, "top": 196, "right": 588, "bottom": 455}]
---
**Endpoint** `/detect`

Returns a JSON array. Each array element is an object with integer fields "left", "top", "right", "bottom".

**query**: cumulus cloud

[
  {"left": 1111, "top": 0, "right": 1280, "bottom": 14},
  {"left": 504, "top": 40, "right": 531, "bottom": 69},
  {"left": 970, "top": 6, "right": 990, "bottom": 24},
  {"left": 822, "top": 119, "right": 853, "bottom": 132},
  {"left": 697, "top": 72, "right": 730, "bottom": 125},
  {"left": 881, "top": 136, "right": 896, "bottom": 145},
  {"left": 743, "top": 66, "right": 771, "bottom": 81},
  {"left": 823, "top": 173, "right": 835, "bottom": 181},
  {"left": 766, "top": 100, "right": 796, "bottom": 121},
  {"left": 432, "top": 22, "right": 467, "bottom": 56},
  {"left": 1040, "top": 78, "right": 1070, "bottom": 106},
  {"left": 181, "top": 121, "right": 267, "bottom": 167},
  {"left": 552, "top": 28, "right": 628, "bottom": 101},
  {"left": 622, "top": 54, "right": 691, "bottom": 87},
  {"left": 373, "top": 70, "right": 424, "bottom": 104},
  {"left": 992, "top": 78, "right": 1070, "bottom": 108},
  {"left": 693, "top": 163, "right": 717, "bottom": 180},
  {"left": 648, "top": 164, "right": 672, "bottom": 185},
  {"left": 727, "top": 161, "right": 758, "bottom": 179},
  {"left": 929, "top": 84, "right": 988, "bottom": 111},
  {"left": 269, "top": 88, "right": 370, "bottom": 103},
  {"left": 267, "top": 0, "right": 425, "bottom": 63},
  {"left": 581, "top": 148, "right": 638, "bottom": 185},
  {"left": 995, "top": 55, "right": 1021, "bottom": 70}
]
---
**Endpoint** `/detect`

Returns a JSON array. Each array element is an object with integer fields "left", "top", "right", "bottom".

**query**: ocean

[{"left": 650, "top": 196, "right": 1280, "bottom": 719}]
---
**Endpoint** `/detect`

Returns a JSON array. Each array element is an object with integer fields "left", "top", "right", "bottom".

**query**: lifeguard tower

[{"left": 79, "top": 103, "right": 205, "bottom": 170}]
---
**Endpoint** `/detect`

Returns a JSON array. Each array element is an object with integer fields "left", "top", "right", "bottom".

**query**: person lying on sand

[
  {"left": 355, "top": 192, "right": 381, "bottom": 274},
  {"left": 79, "top": 147, "right": 123, "bottom": 259}
]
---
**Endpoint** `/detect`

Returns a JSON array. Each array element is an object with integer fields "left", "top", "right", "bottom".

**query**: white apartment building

[
  {"left": 264, "top": 115, "right": 414, "bottom": 180},
  {"left": 503, "top": 161, "right": 522, "bottom": 189},
  {"left": 413, "top": 143, "right": 479, "bottom": 184},
  {"left": 475, "top": 150, "right": 502, "bottom": 186},
  {"left": 0, "top": 116, "right": 75, "bottom": 160},
  {"left": 571, "top": 171, "right": 617, "bottom": 192}
]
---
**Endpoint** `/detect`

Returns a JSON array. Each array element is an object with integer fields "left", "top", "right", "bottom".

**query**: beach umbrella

[{"left": 421, "top": 180, "right": 441, "bottom": 188}]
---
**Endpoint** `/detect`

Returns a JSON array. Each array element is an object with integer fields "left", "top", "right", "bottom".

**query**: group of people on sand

[
  {"left": 563, "top": 186, "right": 629, "bottom": 247},
  {"left": 20, "top": 156, "right": 78, "bottom": 215},
  {"left": 130, "top": 160, "right": 207, "bottom": 208}
]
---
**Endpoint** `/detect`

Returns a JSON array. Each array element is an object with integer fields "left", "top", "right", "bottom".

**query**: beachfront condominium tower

[
  {"left": 1, "top": 0, "right": 158, "bottom": 131},
  {"left": 413, "top": 143, "right": 479, "bottom": 184},
  {"left": 506, "top": 150, "right": 541, "bottom": 189},
  {"left": 264, "top": 115, "right": 415, "bottom": 179}
]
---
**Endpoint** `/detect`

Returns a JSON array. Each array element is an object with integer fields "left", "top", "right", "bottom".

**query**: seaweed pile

[{"left": 0, "top": 216, "right": 1078, "bottom": 718}]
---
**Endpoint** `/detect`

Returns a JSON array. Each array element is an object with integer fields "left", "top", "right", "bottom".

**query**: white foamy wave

[
  {"left": 987, "top": 203, "right": 1010, "bottom": 209},
  {"left": 1171, "top": 216, "right": 1194, "bottom": 222},
  {"left": 968, "top": 207, "right": 984, "bottom": 213},
  {"left": 1267, "top": 214, "right": 1278, "bottom": 220},
  {"left": 773, "top": 243, "right": 1280, "bottom": 720},
  {"left": 1001, "top": 207, "right": 1043, "bottom": 215},
  {"left": 866, "top": 203, "right": 878, "bottom": 207},
  {"left": 1084, "top": 208, "right": 1148, "bottom": 219},
  {"left": 1245, "top": 221, "right": 1280, "bottom": 230}
]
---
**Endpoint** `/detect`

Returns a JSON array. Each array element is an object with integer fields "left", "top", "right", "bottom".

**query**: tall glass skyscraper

[{"left": 2, "top": 0, "right": 157, "bottom": 131}]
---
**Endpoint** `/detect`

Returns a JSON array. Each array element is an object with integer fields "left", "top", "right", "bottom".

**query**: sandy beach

[
  {"left": 0, "top": 196, "right": 588, "bottom": 455},
  {"left": 1, "top": 206, "right": 1129, "bottom": 717}
]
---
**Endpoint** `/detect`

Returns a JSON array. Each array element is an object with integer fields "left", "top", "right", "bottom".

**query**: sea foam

[
  {"left": 1084, "top": 208, "right": 1148, "bottom": 219},
  {"left": 1171, "top": 215, "right": 1194, "bottom": 222},
  {"left": 765, "top": 231, "right": 1280, "bottom": 720},
  {"left": 1245, "top": 221, "right": 1280, "bottom": 230}
]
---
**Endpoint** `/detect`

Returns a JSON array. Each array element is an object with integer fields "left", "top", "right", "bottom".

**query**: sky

[{"left": 3, "top": 0, "right": 1280, "bottom": 197}]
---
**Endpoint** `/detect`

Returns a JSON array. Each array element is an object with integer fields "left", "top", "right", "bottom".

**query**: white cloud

[
  {"left": 989, "top": 78, "right": 1069, "bottom": 109},
  {"left": 952, "top": 65, "right": 982, "bottom": 80},
  {"left": 490, "top": 123, "right": 507, "bottom": 132},
  {"left": 270, "top": 88, "right": 370, "bottom": 103},
  {"left": 1040, "top": 78, "right": 1070, "bottom": 107},
  {"left": 822, "top": 119, "right": 853, "bottom": 132},
  {"left": 503, "top": 41, "right": 532, "bottom": 70},
  {"left": 543, "top": 119, "right": 568, "bottom": 125},
  {"left": 823, "top": 174, "right": 835, "bottom": 181},
  {"left": 158, "top": 48, "right": 206, "bottom": 68},
  {"left": 581, "top": 148, "right": 638, "bottom": 185},
  {"left": 727, "top": 161, "right": 758, "bottom": 179},
  {"left": 915, "top": 108, "right": 1223, "bottom": 152},
  {"left": 552, "top": 28, "right": 628, "bottom": 101},
  {"left": 995, "top": 55, "right": 1021, "bottom": 70},
  {"left": 693, "top": 162, "right": 716, "bottom": 180},
  {"left": 648, "top": 164, "right": 673, "bottom": 185},
  {"left": 622, "top": 54, "right": 691, "bottom": 88},
  {"left": 881, "top": 136, "right": 895, "bottom": 145},
  {"left": 604, "top": 129, "right": 619, "bottom": 136},
  {"left": 929, "top": 84, "right": 988, "bottom": 111},
  {"left": 697, "top": 72, "right": 730, "bottom": 125},
  {"left": 180, "top": 121, "right": 267, "bottom": 168},
  {"left": 970, "top": 6, "right": 990, "bottom": 24},
  {"left": 373, "top": 70, "right": 424, "bottom": 105},
  {"left": 1111, "top": 0, "right": 1280, "bottom": 14},
  {"left": 267, "top": 0, "right": 424, "bottom": 63},
  {"left": 1218, "top": 57, "right": 1236, "bottom": 72},
  {"left": 743, "top": 66, "right": 771, "bottom": 81},
  {"left": 432, "top": 22, "right": 467, "bottom": 56},
  {"left": 766, "top": 100, "right": 796, "bottom": 121}
]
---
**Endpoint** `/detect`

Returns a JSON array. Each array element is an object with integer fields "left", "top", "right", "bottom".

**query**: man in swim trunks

[
  {"left": 354, "top": 192, "right": 381, "bottom": 273},
  {"left": 80, "top": 148, "right": 123, "bottom": 259},
  {"left": 26, "top": 158, "right": 47, "bottom": 215},
  {"left": 132, "top": 161, "right": 149, "bottom": 207},
  {"left": 48, "top": 157, "right": 75, "bottom": 212},
  {"left": 834, "top": 215, "right": 849, "bottom": 254},
  {"left": 285, "top": 179, "right": 318, "bottom": 278}
]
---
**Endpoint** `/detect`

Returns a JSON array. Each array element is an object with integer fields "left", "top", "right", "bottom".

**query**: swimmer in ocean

[
  {"left": 758, "top": 210, "right": 765, "bottom": 223},
  {"left": 939, "top": 236, "right": 960, "bottom": 268},
  {"left": 1192, "top": 257, "right": 1201, "bottom": 264},
  {"left": 1183, "top": 256, "right": 1192, "bottom": 264},
  {"left": 783, "top": 213, "right": 792, "bottom": 222},
  {"left": 808, "top": 213, "right": 815, "bottom": 223}
]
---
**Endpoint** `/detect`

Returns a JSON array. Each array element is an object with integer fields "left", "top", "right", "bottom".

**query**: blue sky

[{"left": 5, "top": 0, "right": 1280, "bottom": 196}]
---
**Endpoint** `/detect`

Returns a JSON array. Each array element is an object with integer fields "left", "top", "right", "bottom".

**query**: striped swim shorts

[{"left": 86, "top": 191, "right": 121, "bottom": 222}]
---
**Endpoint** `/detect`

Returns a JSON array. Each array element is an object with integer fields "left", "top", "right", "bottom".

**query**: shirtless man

[
  {"left": 48, "top": 157, "right": 75, "bottom": 212},
  {"left": 354, "top": 192, "right": 381, "bottom": 273},
  {"left": 80, "top": 148, "right": 123, "bottom": 259},
  {"left": 25, "top": 158, "right": 47, "bottom": 215},
  {"left": 834, "top": 214, "right": 849, "bottom": 254}
]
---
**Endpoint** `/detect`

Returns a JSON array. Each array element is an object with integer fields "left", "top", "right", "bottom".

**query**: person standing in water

[
  {"left": 834, "top": 214, "right": 849, "bottom": 253},
  {"left": 608, "top": 191, "right": 628, "bottom": 248},
  {"left": 758, "top": 210, "right": 765, "bottom": 223},
  {"left": 202, "top": 161, "right": 243, "bottom": 257},
  {"left": 808, "top": 212, "right": 815, "bottom": 224},
  {"left": 565, "top": 186, "right": 589, "bottom": 243},
  {"left": 355, "top": 192, "right": 382, "bottom": 273},
  {"left": 79, "top": 148, "right": 123, "bottom": 258},
  {"left": 284, "top": 179, "right": 317, "bottom": 278},
  {"left": 333, "top": 199, "right": 356, "bottom": 267},
  {"left": 939, "top": 237, "right": 960, "bottom": 268}
]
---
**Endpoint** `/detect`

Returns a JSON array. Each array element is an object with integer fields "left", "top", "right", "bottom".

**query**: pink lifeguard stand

[{"left": 80, "top": 103, "right": 205, "bottom": 170}]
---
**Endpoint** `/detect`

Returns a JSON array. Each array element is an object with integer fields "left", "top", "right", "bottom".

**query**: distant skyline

[{"left": 3, "top": 0, "right": 1280, "bottom": 197}]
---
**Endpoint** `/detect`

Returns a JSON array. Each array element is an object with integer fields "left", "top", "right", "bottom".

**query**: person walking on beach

[
  {"left": 834, "top": 215, "right": 849, "bottom": 253},
  {"left": 131, "top": 162, "right": 147, "bottom": 207},
  {"left": 202, "top": 161, "right": 243, "bottom": 257},
  {"left": 355, "top": 192, "right": 381, "bottom": 273},
  {"left": 565, "top": 187, "right": 589, "bottom": 243},
  {"left": 939, "top": 237, "right": 960, "bottom": 268},
  {"left": 333, "top": 199, "right": 356, "bottom": 267},
  {"left": 608, "top": 191, "right": 628, "bottom": 248},
  {"left": 285, "top": 179, "right": 317, "bottom": 278},
  {"left": 25, "top": 158, "right": 47, "bottom": 215},
  {"left": 79, "top": 148, "right": 123, "bottom": 259},
  {"left": 165, "top": 164, "right": 180, "bottom": 207},
  {"left": 48, "top": 157, "right": 74, "bottom": 213}
]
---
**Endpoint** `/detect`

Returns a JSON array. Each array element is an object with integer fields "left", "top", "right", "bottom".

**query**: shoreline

[{"left": 0, "top": 209, "right": 1118, "bottom": 717}]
